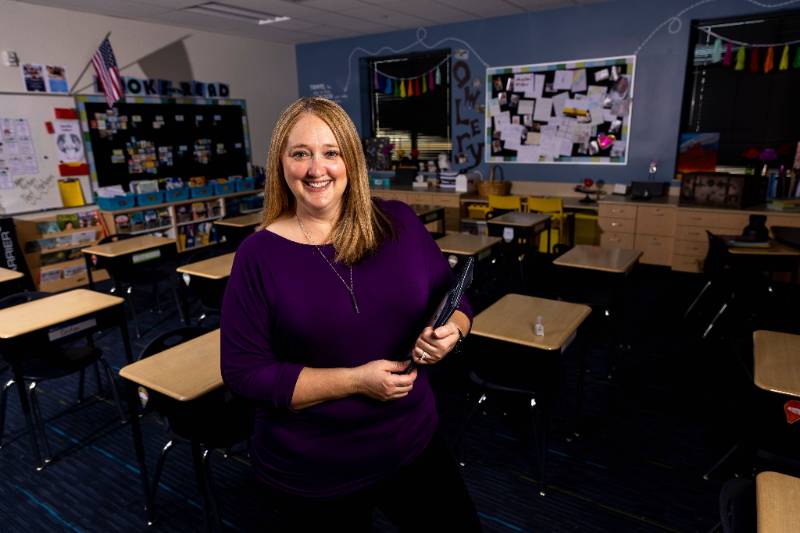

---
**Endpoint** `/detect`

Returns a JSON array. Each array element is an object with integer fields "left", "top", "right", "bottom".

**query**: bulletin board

[
  {"left": 485, "top": 55, "right": 635, "bottom": 165},
  {"left": 75, "top": 95, "right": 251, "bottom": 190}
]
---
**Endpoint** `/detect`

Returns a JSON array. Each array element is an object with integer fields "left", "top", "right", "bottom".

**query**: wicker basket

[{"left": 477, "top": 180, "right": 512, "bottom": 198}]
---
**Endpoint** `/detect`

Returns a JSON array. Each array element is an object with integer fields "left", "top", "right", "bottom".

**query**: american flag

[{"left": 92, "top": 38, "right": 123, "bottom": 108}]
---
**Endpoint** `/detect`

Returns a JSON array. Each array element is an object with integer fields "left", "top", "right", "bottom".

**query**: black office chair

[
  {"left": 139, "top": 327, "right": 255, "bottom": 529},
  {"left": 683, "top": 231, "right": 736, "bottom": 340},
  {"left": 0, "top": 291, "right": 124, "bottom": 467},
  {"left": 453, "top": 336, "right": 561, "bottom": 496},
  {"left": 98, "top": 234, "right": 180, "bottom": 336},
  {"left": 177, "top": 248, "right": 229, "bottom": 326}
]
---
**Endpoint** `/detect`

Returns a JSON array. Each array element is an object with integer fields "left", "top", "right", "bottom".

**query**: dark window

[
  {"left": 366, "top": 50, "right": 451, "bottom": 163},
  {"left": 678, "top": 11, "right": 800, "bottom": 172}
]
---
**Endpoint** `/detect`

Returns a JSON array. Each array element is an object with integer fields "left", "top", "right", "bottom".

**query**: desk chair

[
  {"left": 177, "top": 248, "right": 229, "bottom": 326},
  {"left": 140, "top": 327, "right": 254, "bottom": 529},
  {"left": 526, "top": 197, "right": 565, "bottom": 253},
  {"left": 487, "top": 195, "right": 522, "bottom": 218},
  {"left": 0, "top": 291, "right": 124, "bottom": 465},
  {"left": 684, "top": 232, "right": 736, "bottom": 340},
  {"left": 98, "top": 234, "right": 179, "bottom": 337}
]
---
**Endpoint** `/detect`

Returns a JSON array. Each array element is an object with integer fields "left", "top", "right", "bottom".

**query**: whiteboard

[
  {"left": 0, "top": 93, "right": 92, "bottom": 215},
  {"left": 485, "top": 55, "right": 635, "bottom": 165}
]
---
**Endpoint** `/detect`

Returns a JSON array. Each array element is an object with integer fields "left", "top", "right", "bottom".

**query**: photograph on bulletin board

[{"left": 485, "top": 55, "right": 635, "bottom": 165}]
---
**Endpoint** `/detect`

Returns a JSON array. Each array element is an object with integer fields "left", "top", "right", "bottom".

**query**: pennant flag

[
  {"left": 385, "top": 78, "right": 392, "bottom": 95},
  {"left": 764, "top": 47, "right": 774, "bottom": 73},
  {"left": 435, "top": 66, "right": 441, "bottom": 85},
  {"left": 407, "top": 78, "right": 413, "bottom": 97},
  {"left": 422, "top": 74, "right": 427, "bottom": 93},
  {"left": 394, "top": 79, "right": 400, "bottom": 96},
  {"left": 723, "top": 42, "right": 733, "bottom": 66},
  {"left": 794, "top": 46, "right": 800, "bottom": 68},
  {"left": 750, "top": 47, "right": 760, "bottom": 73},
  {"left": 414, "top": 77, "right": 420, "bottom": 95},
  {"left": 91, "top": 37, "right": 123, "bottom": 108},
  {"left": 711, "top": 39, "right": 723, "bottom": 63},
  {"left": 780, "top": 45, "right": 790, "bottom": 70},
  {"left": 428, "top": 69, "right": 434, "bottom": 89},
  {"left": 735, "top": 46, "right": 746, "bottom": 70},
  {"left": 399, "top": 79, "right": 406, "bottom": 97}
]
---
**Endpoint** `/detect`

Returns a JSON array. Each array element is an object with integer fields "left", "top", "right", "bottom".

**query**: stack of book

[{"left": 439, "top": 171, "right": 458, "bottom": 190}]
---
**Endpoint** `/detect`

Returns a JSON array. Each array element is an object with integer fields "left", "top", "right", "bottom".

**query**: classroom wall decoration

[
  {"left": 485, "top": 55, "right": 635, "bottom": 165},
  {"left": 75, "top": 95, "right": 251, "bottom": 190}
]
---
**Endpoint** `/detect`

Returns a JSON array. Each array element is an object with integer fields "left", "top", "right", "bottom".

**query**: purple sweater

[{"left": 220, "top": 199, "right": 472, "bottom": 498}]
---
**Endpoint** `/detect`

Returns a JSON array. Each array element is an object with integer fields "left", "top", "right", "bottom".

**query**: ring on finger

[{"left": 419, "top": 350, "right": 429, "bottom": 361}]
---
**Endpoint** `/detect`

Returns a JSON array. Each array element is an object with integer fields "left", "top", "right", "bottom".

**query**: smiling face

[{"left": 282, "top": 113, "right": 348, "bottom": 221}]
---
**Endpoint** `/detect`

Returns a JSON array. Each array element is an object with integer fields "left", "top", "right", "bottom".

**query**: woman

[{"left": 221, "top": 97, "right": 480, "bottom": 531}]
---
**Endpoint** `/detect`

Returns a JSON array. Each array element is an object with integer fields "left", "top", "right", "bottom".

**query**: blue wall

[{"left": 296, "top": 0, "right": 784, "bottom": 184}]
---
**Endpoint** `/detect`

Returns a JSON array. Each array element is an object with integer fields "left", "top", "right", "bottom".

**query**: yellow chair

[
  {"left": 526, "top": 196, "right": 564, "bottom": 253},
  {"left": 487, "top": 194, "right": 522, "bottom": 216}
]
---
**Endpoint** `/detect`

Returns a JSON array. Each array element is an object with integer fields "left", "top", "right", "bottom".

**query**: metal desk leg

[
  {"left": 11, "top": 362, "right": 44, "bottom": 470},
  {"left": 84, "top": 253, "right": 95, "bottom": 290},
  {"left": 192, "top": 440, "right": 221, "bottom": 532}
]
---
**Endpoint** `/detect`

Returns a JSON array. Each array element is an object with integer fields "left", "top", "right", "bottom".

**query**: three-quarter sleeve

[{"left": 220, "top": 244, "right": 304, "bottom": 411}]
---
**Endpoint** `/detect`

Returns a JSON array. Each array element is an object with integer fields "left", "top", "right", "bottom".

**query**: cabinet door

[
  {"left": 672, "top": 255, "right": 703, "bottom": 273},
  {"left": 674, "top": 239, "right": 708, "bottom": 257},
  {"left": 598, "top": 217, "right": 635, "bottom": 234},
  {"left": 599, "top": 203, "right": 636, "bottom": 220},
  {"left": 768, "top": 214, "right": 800, "bottom": 229},
  {"left": 634, "top": 235, "right": 674, "bottom": 266},
  {"left": 601, "top": 231, "right": 635, "bottom": 249},
  {"left": 636, "top": 206, "right": 675, "bottom": 236}
]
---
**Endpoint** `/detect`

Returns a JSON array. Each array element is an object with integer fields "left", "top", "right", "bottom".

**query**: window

[
  {"left": 366, "top": 49, "right": 451, "bottom": 164},
  {"left": 678, "top": 11, "right": 800, "bottom": 173}
]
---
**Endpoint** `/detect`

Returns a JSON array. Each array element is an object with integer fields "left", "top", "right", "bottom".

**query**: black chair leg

[
  {"left": 191, "top": 440, "right": 220, "bottom": 532},
  {"left": 77, "top": 368, "right": 86, "bottom": 402},
  {"left": 529, "top": 396, "right": 548, "bottom": 497},
  {"left": 93, "top": 361, "right": 105, "bottom": 397},
  {"left": 149, "top": 438, "right": 176, "bottom": 514},
  {"left": 28, "top": 382, "right": 52, "bottom": 465},
  {"left": 0, "top": 378, "right": 15, "bottom": 448},
  {"left": 452, "top": 389, "right": 487, "bottom": 464},
  {"left": 685, "top": 280, "right": 712, "bottom": 318},
  {"left": 126, "top": 286, "right": 141, "bottom": 339},
  {"left": 99, "top": 359, "right": 126, "bottom": 423},
  {"left": 201, "top": 447, "right": 223, "bottom": 531}
]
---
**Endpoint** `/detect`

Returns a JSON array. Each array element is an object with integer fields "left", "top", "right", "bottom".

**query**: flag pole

[{"left": 69, "top": 31, "right": 112, "bottom": 95}]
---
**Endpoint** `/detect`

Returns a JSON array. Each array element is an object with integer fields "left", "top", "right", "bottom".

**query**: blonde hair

[{"left": 261, "top": 97, "right": 391, "bottom": 265}]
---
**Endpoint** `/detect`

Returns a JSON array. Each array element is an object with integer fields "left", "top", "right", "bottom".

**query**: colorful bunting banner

[{"left": 371, "top": 56, "right": 450, "bottom": 98}]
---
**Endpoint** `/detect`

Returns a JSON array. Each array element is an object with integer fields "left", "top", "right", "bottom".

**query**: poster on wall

[{"left": 485, "top": 55, "right": 635, "bottom": 165}]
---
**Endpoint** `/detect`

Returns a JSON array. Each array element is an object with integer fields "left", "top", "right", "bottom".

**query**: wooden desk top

[
  {"left": 757, "top": 471, "right": 800, "bottom": 533},
  {"left": 726, "top": 240, "right": 800, "bottom": 256},
  {"left": 553, "top": 245, "right": 643, "bottom": 274},
  {"left": 0, "top": 289, "right": 124, "bottom": 339},
  {"left": 472, "top": 293, "right": 591, "bottom": 351},
  {"left": 410, "top": 204, "right": 444, "bottom": 216},
  {"left": 176, "top": 253, "right": 235, "bottom": 280},
  {"left": 0, "top": 267, "right": 23, "bottom": 283},
  {"left": 81, "top": 235, "right": 175, "bottom": 258},
  {"left": 214, "top": 212, "right": 261, "bottom": 228},
  {"left": 754, "top": 330, "right": 800, "bottom": 398},
  {"left": 436, "top": 234, "right": 501, "bottom": 256},
  {"left": 119, "top": 329, "right": 221, "bottom": 402},
  {"left": 486, "top": 212, "right": 551, "bottom": 227}
]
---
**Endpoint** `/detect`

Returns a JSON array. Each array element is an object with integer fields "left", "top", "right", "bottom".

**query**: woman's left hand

[{"left": 413, "top": 322, "right": 461, "bottom": 366}]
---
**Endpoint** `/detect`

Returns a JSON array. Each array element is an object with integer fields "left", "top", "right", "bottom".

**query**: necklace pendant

[{"left": 350, "top": 291, "right": 360, "bottom": 314}]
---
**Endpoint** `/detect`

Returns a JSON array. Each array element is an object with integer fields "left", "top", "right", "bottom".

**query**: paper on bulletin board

[{"left": 485, "top": 55, "right": 635, "bottom": 165}]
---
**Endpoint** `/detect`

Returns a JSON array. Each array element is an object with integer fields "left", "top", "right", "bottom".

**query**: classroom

[{"left": 1, "top": 0, "right": 800, "bottom": 531}]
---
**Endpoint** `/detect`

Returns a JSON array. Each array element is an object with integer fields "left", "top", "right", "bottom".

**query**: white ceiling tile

[
  {"left": 340, "top": 4, "right": 435, "bottom": 26},
  {"left": 435, "top": 0, "right": 524, "bottom": 17},
  {"left": 301, "top": 0, "right": 365, "bottom": 10},
  {"left": 376, "top": 0, "right": 478, "bottom": 24},
  {"left": 130, "top": 0, "right": 201, "bottom": 8}
]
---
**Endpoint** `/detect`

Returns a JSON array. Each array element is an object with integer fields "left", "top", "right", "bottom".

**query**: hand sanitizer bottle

[{"left": 535, "top": 315, "right": 544, "bottom": 336}]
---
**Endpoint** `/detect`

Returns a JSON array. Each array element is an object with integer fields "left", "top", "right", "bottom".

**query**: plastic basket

[
  {"left": 189, "top": 184, "right": 213, "bottom": 198},
  {"left": 136, "top": 191, "right": 165, "bottom": 207},
  {"left": 97, "top": 193, "right": 136, "bottom": 211},
  {"left": 165, "top": 187, "right": 189, "bottom": 202},
  {"left": 213, "top": 181, "right": 235, "bottom": 195},
  {"left": 235, "top": 177, "right": 255, "bottom": 192}
]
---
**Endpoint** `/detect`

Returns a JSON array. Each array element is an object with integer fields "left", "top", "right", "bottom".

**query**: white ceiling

[{"left": 15, "top": 0, "right": 611, "bottom": 44}]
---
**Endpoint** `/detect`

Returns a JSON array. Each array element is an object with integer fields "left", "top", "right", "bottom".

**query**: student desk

[
  {"left": 436, "top": 234, "right": 502, "bottom": 310},
  {"left": 175, "top": 253, "right": 235, "bottom": 322},
  {"left": 119, "top": 329, "right": 224, "bottom": 529},
  {"left": 0, "top": 267, "right": 24, "bottom": 297},
  {"left": 469, "top": 294, "right": 591, "bottom": 495},
  {"left": 756, "top": 471, "right": 800, "bottom": 533},
  {"left": 486, "top": 212, "right": 552, "bottom": 252},
  {"left": 410, "top": 204, "right": 445, "bottom": 236},
  {"left": 214, "top": 213, "right": 260, "bottom": 248},
  {"left": 81, "top": 235, "right": 177, "bottom": 289},
  {"left": 436, "top": 233, "right": 501, "bottom": 260},
  {"left": 0, "top": 289, "right": 131, "bottom": 470},
  {"left": 753, "top": 330, "right": 800, "bottom": 398}
]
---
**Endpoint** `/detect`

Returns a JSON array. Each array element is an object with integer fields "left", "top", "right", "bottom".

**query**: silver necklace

[{"left": 296, "top": 215, "right": 359, "bottom": 314}]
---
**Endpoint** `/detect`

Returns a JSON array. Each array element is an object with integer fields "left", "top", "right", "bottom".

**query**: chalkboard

[
  {"left": 485, "top": 55, "right": 635, "bottom": 165},
  {"left": 75, "top": 95, "right": 251, "bottom": 190}
]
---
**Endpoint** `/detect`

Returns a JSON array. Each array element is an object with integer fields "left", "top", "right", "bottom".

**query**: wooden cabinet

[
  {"left": 599, "top": 202, "right": 637, "bottom": 251},
  {"left": 370, "top": 187, "right": 463, "bottom": 231},
  {"left": 673, "top": 208, "right": 748, "bottom": 273},
  {"left": 634, "top": 205, "right": 675, "bottom": 266},
  {"left": 15, "top": 207, "right": 109, "bottom": 292}
]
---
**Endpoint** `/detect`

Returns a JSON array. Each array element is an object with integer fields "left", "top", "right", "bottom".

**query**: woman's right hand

[{"left": 353, "top": 359, "right": 417, "bottom": 401}]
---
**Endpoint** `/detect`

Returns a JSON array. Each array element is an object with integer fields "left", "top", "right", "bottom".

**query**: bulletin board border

[
  {"left": 74, "top": 95, "right": 251, "bottom": 189},
  {"left": 484, "top": 54, "right": 635, "bottom": 166}
]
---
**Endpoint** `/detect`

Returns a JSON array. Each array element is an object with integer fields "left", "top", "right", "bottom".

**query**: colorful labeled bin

[
  {"left": 213, "top": 181, "right": 235, "bottom": 195},
  {"left": 97, "top": 193, "right": 136, "bottom": 211},
  {"left": 136, "top": 191, "right": 165, "bottom": 207},
  {"left": 235, "top": 177, "right": 255, "bottom": 192},
  {"left": 165, "top": 187, "right": 190, "bottom": 202},
  {"left": 189, "top": 184, "right": 213, "bottom": 198}
]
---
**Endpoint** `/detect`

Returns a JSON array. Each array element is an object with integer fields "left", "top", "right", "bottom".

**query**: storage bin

[
  {"left": 165, "top": 187, "right": 190, "bottom": 202},
  {"left": 189, "top": 184, "right": 213, "bottom": 198},
  {"left": 136, "top": 191, "right": 165, "bottom": 207},
  {"left": 235, "top": 177, "right": 255, "bottom": 192},
  {"left": 97, "top": 193, "right": 136, "bottom": 211},
  {"left": 213, "top": 181, "right": 235, "bottom": 195}
]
